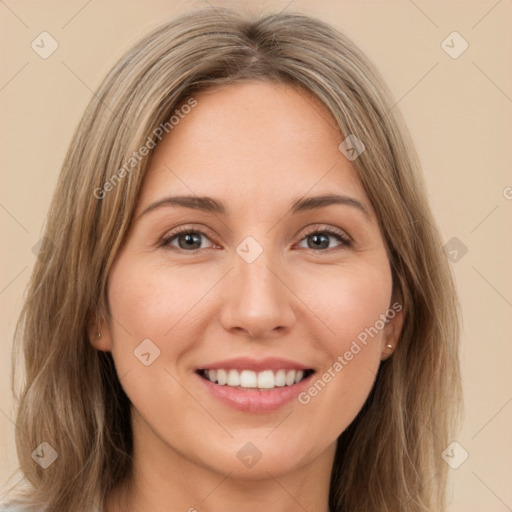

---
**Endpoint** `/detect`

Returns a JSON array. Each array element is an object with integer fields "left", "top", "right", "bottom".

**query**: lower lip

[{"left": 196, "top": 372, "right": 314, "bottom": 413}]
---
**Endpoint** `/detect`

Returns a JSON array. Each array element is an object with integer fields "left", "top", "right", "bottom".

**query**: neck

[{"left": 105, "top": 412, "right": 335, "bottom": 512}]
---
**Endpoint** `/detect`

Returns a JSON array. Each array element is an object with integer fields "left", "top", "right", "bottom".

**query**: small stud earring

[
  {"left": 97, "top": 332, "right": 102, "bottom": 338},
  {"left": 386, "top": 344, "right": 393, "bottom": 349}
]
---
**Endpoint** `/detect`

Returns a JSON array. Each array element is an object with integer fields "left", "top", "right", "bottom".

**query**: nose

[{"left": 219, "top": 248, "right": 296, "bottom": 340}]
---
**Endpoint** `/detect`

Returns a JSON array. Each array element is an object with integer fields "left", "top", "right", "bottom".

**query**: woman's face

[{"left": 94, "top": 81, "right": 402, "bottom": 481}]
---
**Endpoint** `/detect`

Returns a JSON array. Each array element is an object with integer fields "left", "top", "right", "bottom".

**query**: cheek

[
  {"left": 105, "top": 258, "right": 209, "bottom": 418},
  {"left": 294, "top": 261, "right": 392, "bottom": 427},
  {"left": 105, "top": 257, "right": 226, "bottom": 395},
  {"left": 107, "top": 258, "right": 210, "bottom": 342},
  {"left": 299, "top": 260, "right": 393, "bottom": 349}
]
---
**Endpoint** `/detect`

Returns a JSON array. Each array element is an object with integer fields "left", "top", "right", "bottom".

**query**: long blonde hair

[{"left": 6, "top": 7, "right": 462, "bottom": 511}]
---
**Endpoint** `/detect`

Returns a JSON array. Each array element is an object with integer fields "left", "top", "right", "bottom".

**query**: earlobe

[
  {"left": 91, "top": 332, "right": 111, "bottom": 352},
  {"left": 88, "top": 315, "right": 113, "bottom": 352},
  {"left": 381, "top": 343, "right": 394, "bottom": 361},
  {"left": 380, "top": 307, "right": 404, "bottom": 361}
]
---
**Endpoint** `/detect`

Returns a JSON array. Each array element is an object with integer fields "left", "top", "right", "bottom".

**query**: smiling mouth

[{"left": 197, "top": 368, "right": 315, "bottom": 391}]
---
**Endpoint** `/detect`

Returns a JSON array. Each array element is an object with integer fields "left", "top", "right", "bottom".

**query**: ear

[
  {"left": 88, "top": 311, "right": 113, "bottom": 352},
  {"left": 380, "top": 302, "right": 404, "bottom": 361}
]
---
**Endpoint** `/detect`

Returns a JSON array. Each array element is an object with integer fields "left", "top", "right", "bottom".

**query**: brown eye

[
  {"left": 162, "top": 228, "right": 215, "bottom": 252},
  {"left": 297, "top": 227, "right": 351, "bottom": 252}
]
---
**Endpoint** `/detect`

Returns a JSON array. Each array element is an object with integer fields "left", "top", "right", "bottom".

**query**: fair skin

[{"left": 91, "top": 80, "right": 402, "bottom": 512}]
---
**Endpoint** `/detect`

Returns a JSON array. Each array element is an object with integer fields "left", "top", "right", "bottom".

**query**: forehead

[{"left": 136, "top": 80, "right": 369, "bottom": 216}]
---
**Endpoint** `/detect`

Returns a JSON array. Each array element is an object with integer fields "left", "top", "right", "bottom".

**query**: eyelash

[{"left": 160, "top": 225, "right": 352, "bottom": 254}]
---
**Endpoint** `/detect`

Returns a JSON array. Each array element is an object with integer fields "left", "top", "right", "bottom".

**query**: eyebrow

[{"left": 138, "top": 193, "right": 370, "bottom": 220}]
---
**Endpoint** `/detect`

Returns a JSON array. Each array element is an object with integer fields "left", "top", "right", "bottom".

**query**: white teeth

[
  {"left": 203, "top": 368, "right": 309, "bottom": 389},
  {"left": 227, "top": 369, "right": 240, "bottom": 386},
  {"left": 216, "top": 369, "right": 227, "bottom": 385},
  {"left": 257, "top": 370, "right": 275, "bottom": 389},
  {"left": 240, "top": 370, "right": 257, "bottom": 388},
  {"left": 285, "top": 370, "right": 296, "bottom": 386},
  {"left": 275, "top": 369, "right": 286, "bottom": 387}
]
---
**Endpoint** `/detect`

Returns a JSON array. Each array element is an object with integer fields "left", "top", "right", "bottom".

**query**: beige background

[{"left": 1, "top": 0, "right": 511, "bottom": 510}]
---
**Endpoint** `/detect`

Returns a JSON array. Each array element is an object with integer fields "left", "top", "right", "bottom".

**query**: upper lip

[{"left": 197, "top": 357, "right": 313, "bottom": 372}]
